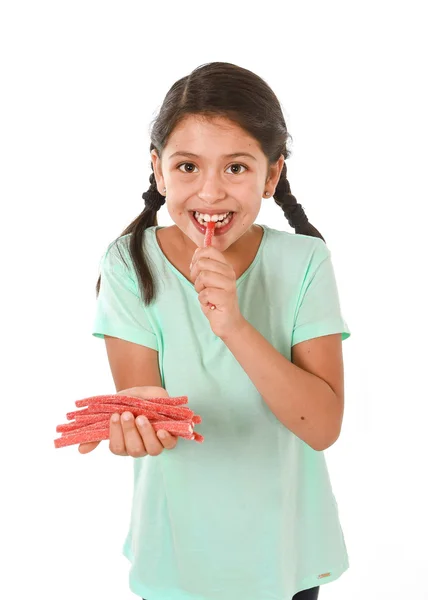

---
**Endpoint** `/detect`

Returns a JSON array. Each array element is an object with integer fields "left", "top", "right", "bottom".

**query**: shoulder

[
  {"left": 102, "top": 233, "right": 133, "bottom": 267},
  {"left": 262, "top": 225, "right": 329, "bottom": 267},
  {"left": 103, "top": 227, "right": 157, "bottom": 264},
  {"left": 99, "top": 228, "right": 163, "bottom": 286}
]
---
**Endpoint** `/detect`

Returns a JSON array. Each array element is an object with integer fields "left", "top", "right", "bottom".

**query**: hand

[
  {"left": 78, "top": 386, "right": 179, "bottom": 456},
  {"left": 189, "top": 246, "right": 246, "bottom": 339}
]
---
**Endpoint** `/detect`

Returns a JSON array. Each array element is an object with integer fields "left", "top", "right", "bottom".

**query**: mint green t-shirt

[{"left": 92, "top": 224, "right": 351, "bottom": 600}]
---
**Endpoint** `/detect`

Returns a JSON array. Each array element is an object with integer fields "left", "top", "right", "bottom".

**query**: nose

[{"left": 197, "top": 172, "right": 227, "bottom": 202}]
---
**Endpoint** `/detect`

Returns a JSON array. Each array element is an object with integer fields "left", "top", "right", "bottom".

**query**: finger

[
  {"left": 156, "top": 429, "right": 179, "bottom": 450},
  {"left": 135, "top": 415, "right": 164, "bottom": 456},
  {"left": 122, "top": 412, "right": 155, "bottom": 457},
  {"left": 191, "top": 258, "right": 230, "bottom": 283},
  {"left": 78, "top": 440, "right": 100, "bottom": 454},
  {"left": 109, "top": 412, "right": 129, "bottom": 456},
  {"left": 198, "top": 288, "right": 222, "bottom": 308},
  {"left": 194, "top": 270, "right": 229, "bottom": 293}
]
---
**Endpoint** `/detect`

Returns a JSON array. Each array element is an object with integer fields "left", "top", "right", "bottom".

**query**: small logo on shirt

[{"left": 318, "top": 572, "right": 331, "bottom": 579}]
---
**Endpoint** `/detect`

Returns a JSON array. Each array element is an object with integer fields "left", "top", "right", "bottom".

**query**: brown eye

[
  {"left": 227, "top": 164, "right": 247, "bottom": 175},
  {"left": 177, "top": 162, "right": 196, "bottom": 173}
]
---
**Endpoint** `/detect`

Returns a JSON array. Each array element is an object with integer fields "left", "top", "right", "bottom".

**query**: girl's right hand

[{"left": 78, "top": 386, "right": 179, "bottom": 456}]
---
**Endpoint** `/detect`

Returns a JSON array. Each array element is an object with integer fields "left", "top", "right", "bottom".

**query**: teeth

[
  {"left": 193, "top": 211, "right": 233, "bottom": 229},
  {"left": 194, "top": 211, "right": 232, "bottom": 222}
]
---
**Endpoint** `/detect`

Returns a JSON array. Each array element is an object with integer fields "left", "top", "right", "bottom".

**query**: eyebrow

[{"left": 168, "top": 151, "right": 257, "bottom": 161}]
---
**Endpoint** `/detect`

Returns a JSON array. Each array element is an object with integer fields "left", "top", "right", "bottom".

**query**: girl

[{"left": 83, "top": 62, "right": 351, "bottom": 600}]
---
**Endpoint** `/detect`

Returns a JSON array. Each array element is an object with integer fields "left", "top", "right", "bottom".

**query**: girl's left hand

[{"left": 189, "top": 246, "right": 246, "bottom": 339}]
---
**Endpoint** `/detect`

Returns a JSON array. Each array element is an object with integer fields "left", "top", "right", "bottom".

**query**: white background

[{"left": 1, "top": 1, "right": 427, "bottom": 599}]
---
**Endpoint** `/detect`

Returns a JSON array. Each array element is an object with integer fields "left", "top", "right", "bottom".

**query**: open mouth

[{"left": 190, "top": 211, "right": 235, "bottom": 235}]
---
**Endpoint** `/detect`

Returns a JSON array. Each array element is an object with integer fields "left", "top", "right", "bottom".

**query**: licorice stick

[
  {"left": 57, "top": 419, "right": 109, "bottom": 434},
  {"left": 204, "top": 219, "right": 215, "bottom": 247},
  {"left": 68, "top": 405, "right": 161, "bottom": 422},
  {"left": 55, "top": 428, "right": 204, "bottom": 449},
  {"left": 60, "top": 418, "right": 194, "bottom": 438},
  {"left": 204, "top": 220, "right": 217, "bottom": 310},
  {"left": 74, "top": 413, "right": 113, "bottom": 425},
  {"left": 60, "top": 420, "right": 112, "bottom": 435},
  {"left": 67, "top": 402, "right": 191, "bottom": 423},
  {"left": 54, "top": 421, "right": 198, "bottom": 449},
  {"left": 55, "top": 429, "right": 111, "bottom": 448},
  {"left": 72, "top": 401, "right": 193, "bottom": 422}
]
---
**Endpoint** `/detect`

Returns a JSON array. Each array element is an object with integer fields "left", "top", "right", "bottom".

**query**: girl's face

[{"left": 151, "top": 114, "right": 284, "bottom": 253}]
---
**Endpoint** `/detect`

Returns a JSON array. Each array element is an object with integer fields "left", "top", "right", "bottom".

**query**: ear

[
  {"left": 151, "top": 149, "right": 165, "bottom": 193},
  {"left": 265, "top": 154, "right": 285, "bottom": 189}
]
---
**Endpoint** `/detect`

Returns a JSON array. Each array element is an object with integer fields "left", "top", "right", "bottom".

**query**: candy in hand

[{"left": 54, "top": 394, "right": 204, "bottom": 449}]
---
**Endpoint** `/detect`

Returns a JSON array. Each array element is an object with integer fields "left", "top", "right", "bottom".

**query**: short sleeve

[
  {"left": 92, "top": 239, "right": 158, "bottom": 350},
  {"left": 291, "top": 242, "right": 351, "bottom": 347}
]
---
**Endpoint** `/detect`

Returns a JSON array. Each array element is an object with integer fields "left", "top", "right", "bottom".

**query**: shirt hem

[{"left": 122, "top": 540, "right": 349, "bottom": 600}]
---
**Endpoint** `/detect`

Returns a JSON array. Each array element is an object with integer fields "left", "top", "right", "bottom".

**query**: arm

[
  {"left": 104, "top": 335, "right": 163, "bottom": 391},
  {"left": 221, "top": 319, "right": 344, "bottom": 451}
]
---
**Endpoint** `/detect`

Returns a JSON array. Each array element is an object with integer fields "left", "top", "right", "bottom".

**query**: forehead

[{"left": 166, "top": 114, "right": 260, "bottom": 152}]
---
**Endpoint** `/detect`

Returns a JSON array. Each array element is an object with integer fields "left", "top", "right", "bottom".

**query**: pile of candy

[{"left": 54, "top": 393, "right": 204, "bottom": 449}]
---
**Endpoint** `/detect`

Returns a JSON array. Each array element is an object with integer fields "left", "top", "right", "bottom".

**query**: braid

[
  {"left": 273, "top": 161, "right": 325, "bottom": 243},
  {"left": 96, "top": 161, "right": 164, "bottom": 305},
  {"left": 142, "top": 170, "right": 166, "bottom": 212}
]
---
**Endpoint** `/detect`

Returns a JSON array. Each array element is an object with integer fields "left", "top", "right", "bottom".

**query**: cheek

[
  {"left": 169, "top": 202, "right": 187, "bottom": 217},
  {"left": 168, "top": 205, "right": 185, "bottom": 218}
]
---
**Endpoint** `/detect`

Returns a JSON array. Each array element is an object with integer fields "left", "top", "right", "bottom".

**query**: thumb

[{"left": 78, "top": 440, "right": 100, "bottom": 454}]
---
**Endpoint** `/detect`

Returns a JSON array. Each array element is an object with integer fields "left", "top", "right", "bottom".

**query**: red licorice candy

[
  {"left": 204, "top": 219, "right": 215, "bottom": 247},
  {"left": 204, "top": 221, "right": 216, "bottom": 310},
  {"left": 54, "top": 393, "right": 204, "bottom": 449}
]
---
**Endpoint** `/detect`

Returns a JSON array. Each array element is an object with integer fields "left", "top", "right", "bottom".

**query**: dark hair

[{"left": 95, "top": 61, "right": 325, "bottom": 306}]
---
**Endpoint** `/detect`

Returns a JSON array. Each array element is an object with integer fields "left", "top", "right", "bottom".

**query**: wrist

[{"left": 219, "top": 315, "right": 248, "bottom": 343}]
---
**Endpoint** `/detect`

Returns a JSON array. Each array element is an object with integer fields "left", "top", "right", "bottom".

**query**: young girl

[{"left": 83, "top": 62, "right": 351, "bottom": 600}]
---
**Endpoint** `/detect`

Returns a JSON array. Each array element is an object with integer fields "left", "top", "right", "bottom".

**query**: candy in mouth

[
  {"left": 204, "top": 221, "right": 216, "bottom": 310},
  {"left": 204, "top": 220, "right": 216, "bottom": 247}
]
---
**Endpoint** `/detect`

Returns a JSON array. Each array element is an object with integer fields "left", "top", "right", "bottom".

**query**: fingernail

[
  {"left": 136, "top": 416, "right": 147, "bottom": 426},
  {"left": 158, "top": 430, "right": 168, "bottom": 440}
]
